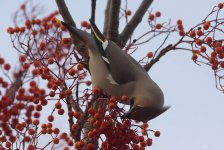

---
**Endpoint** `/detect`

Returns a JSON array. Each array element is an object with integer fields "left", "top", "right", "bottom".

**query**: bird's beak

[{"left": 56, "top": 18, "right": 88, "bottom": 44}]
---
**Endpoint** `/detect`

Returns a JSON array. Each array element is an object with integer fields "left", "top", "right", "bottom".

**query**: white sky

[{"left": 1, "top": 1, "right": 224, "bottom": 150}]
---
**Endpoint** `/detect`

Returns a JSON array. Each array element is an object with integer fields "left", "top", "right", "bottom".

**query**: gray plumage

[{"left": 60, "top": 20, "right": 169, "bottom": 122}]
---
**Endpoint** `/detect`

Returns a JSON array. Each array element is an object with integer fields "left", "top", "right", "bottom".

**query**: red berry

[
  {"left": 154, "top": 131, "right": 160, "bottom": 137},
  {"left": 19, "top": 55, "right": 26, "bottom": 63},
  {"left": 155, "top": 11, "right": 161, "bottom": 17},
  {"left": 218, "top": 3, "right": 224, "bottom": 9},
  {"left": 125, "top": 10, "right": 132, "bottom": 16},
  {"left": 147, "top": 52, "right": 153, "bottom": 58},
  {"left": 80, "top": 21, "right": 88, "bottom": 28}
]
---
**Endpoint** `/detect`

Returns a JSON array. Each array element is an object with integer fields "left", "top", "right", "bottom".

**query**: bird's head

[
  {"left": 56, "top": 19, "right": 106, "bottom": 51},
  {"left": 56, "top": 19, "right": 99, "bottom": 51}
]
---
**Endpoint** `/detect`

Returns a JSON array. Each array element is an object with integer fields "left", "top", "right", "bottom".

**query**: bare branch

[
  {"left": 103, "top": 0, "right": 111, "bottom": 37},
  {"left": 108, "top": 0, "right": 121, "bottom": 43},
  {"left": 55, "top": 0, "right": 89, "bottom": 70},
  {"left": 144, "top": 44, "right": 173, "bottom": 71},
  {"left": 119, "top": 0, "right": 154, "bottom": 47},
  {"left": 91, "top": 0, "right": 97, "bottom": 23},
  {"left": 55, "top": 0, "right": 76, "bottom": 27}
]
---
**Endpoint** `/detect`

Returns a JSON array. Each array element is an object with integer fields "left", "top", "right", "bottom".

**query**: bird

[{"left": 57, "top": 18, "right": 170, "bottom": 122}]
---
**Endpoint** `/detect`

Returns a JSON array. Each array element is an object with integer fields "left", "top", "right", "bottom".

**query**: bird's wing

[
  {"left": 105, "top": 41, "right": 147, "bottom": 84},
  {"left": 89, "top": 19, "right": 147, "bottom": 84}
]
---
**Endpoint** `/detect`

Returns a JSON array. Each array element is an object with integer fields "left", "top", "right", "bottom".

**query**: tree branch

[
  {"left": 55, "top": 0, "right": 89, "bottom": 70},
  {"left": 119, "top": 0, "right": 154, "bottom": 47},
  {"left": 108, "top": 0, "right": 121, "bottom": 43},
  {"left": 103, "top": 0, "right": 111, "bottom": 37},
  {"left": 55, "top": 0, "right": 76, "bottom": 27},
  {"left": 144, "top": 44, "right": 173, "bottom": 71},
  {"left": 91, "top": 0, "right": 96, "bottom": 23}
]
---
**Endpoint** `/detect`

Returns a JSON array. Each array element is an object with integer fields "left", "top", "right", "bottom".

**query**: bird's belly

[
  {"left": 89, "top": 52, "right": 135, "bottom": 100},
  {"left": 89, "top": 53, "right": 119, "bottom": 95}
]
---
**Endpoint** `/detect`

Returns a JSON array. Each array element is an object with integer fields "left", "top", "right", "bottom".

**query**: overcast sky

[{"left": 1, "top": 1, "right": 224, "bottom": 150}]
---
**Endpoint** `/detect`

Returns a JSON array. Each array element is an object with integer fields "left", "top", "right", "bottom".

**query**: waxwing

[{"left": 58, "top": 19, "right": 169, "bottom": 122}]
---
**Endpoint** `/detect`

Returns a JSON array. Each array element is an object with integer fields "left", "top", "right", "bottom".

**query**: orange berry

[
  {"left": 19, "top": 55, "right": 26, "bottom": 63},
  {"left": 86, "top": 23, "right": 91, "bottom": 29},
  {"left": 39, "top": 42, "right": 46, "bottom": 51},
  {"left": 32, "top": 30, "right": 38, "bottom": 35},
  {"left": 155, "top": 23, "right": 162, "bottom": 29},
  {"left": 88, "top": 131, "right": 94, "bottom": 138},
  {"left": 86, "top": 143, "right": 95, "bottom": 149},
  {"left": 58, "top": 109, "right": 65, "bottom": 115},
  {"left": 48, "top": 115, "right": 54, "bottom": 122},
  {"left": 72, "top": 124, "right": 79, "bottom": 131},
  {"left": 86, "top": 80, "right": 92, "bottom": 86},
  {"left": 68, "top": 110, "right": 74, "bottom": 117},
  {"left": 141, "top": 129, "right": 147, "bottom": 135},
  {"left": 179, "top": 30, "right": 185, "bottom": 36},
  {"left": 203, "top": 22, "right": 210, "bottom": 30},
  {"left": 215, "top": 47, "right": 223, "bottom": 54},
  {"left": 147, "top": 52, "right": 153, "bottom": 58},
  {"left": 4, "top": 63, "right": 11, "bottom": 70},
  {"left": 197, "top": 30, "right": 203, "bottom": 36},
  {"left": 77, "top": 63, "right": 84, "bottom": 71},
  {"left": 108, "top": 102, "right": 116, "bottom": 110},
  {"left": 146, "top": 138, "right": 152, "bottom": 146},
  {"left": 206, "top": 37, "right": 213, "bottom": 44},
  {"left": 0, "top": 57, "right": 5, "bottom": 65},
  {"left": 154, "top": 131, "right": 160, "bottom": 137},
  {"left": 220, "top": 61, "right": 224, "bottom": 68},
  {"left": 20, "top": 3, "right": 26, "bottom": 10},
  {"left": 125, "top": 10, "right": 132, "bottom": 16},
  {"left": 200, "top": 46, "right": 206, "bottom": 53},
  {"left": 218, "top": 3, "right": 224, "bottom": 9},
  {"left": 209, "top": 57, "right": 215, "bottom": 64},
  {"left": 94, "top": 113, "right": 101, "bottom": 120},
  {"left": 53, "top": 138, "right": 59, "bottom": 144},
  {"left": 195, "top": 39, "right": 203, "bottom": 46},
  {"left": 55, "top": 102, "right": 62, "bottom": 109},
  {"left": 155, "top": 11, "right": 161, "bottom": 17},
  {"left": 68, "top": 68, "right": 76, "bottom": 76},
  {"left": 148, "top": 14, "right": 154, "bottom": 21},
  {"left": 192, "top": 54, "right": 198, "bottom": 60},
  {"left": 53, "top": 128, "right": 60, "bottom": 134},
  {"left": 14, "top": 27, "right": 20, "bottom": 33},
  {"left": 189, "top": 30, "right": 196, "bottom": 38},
  {"left": 140, "top": 141, "right": 147, "bottom": 147},
  {"left": 47, "top": 122, "right": 53, "bottom": 128},
  {"left": 62, "top": 38, "right": 71, "bottom": 45},
  {"left": 27, "top": 145, "right": 35, "bottom": 150},
  {"left": 5, "top": 141, "right": 11, "bottom": 148},
  {"left": 88, "top": 108, "right": 95, "bottom": 115},
  {"left": 74, "top": 112, "right": 81, "bottom": 119},
  {"left": 65, "top": 89, "right": 72, "bottom": 96},
  {"left": 49, "top": 91, "right": 55, "bottom": 97},
  {"left": 93, "top": 87, "right": 101, "bottom": 95},
  {"left": 80, "top": 21, "right": 88, "bottom": 28},
  {"left": 142, "top": 123, "right": 148, "bottom": 129},
  {"left": 121, "top": 95, "right": 128, "bottom": 102},
  {"left": 33, "top": 119, "right": 39, "bottom": 126},
  {"left": 7, "top": 27, "right": 14, "bottom": 34},
  {"left": 211, "top": 64, "right": 218, "bottom": 70},
  {"left": 28, "top": 129, "right": 36, "bottom": 135},
  {"left": 177, "top": 19, "right": 182, "bottom": 25},
  {"left": 47, "top": 57, "right": 54, "bottom": 64}
]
